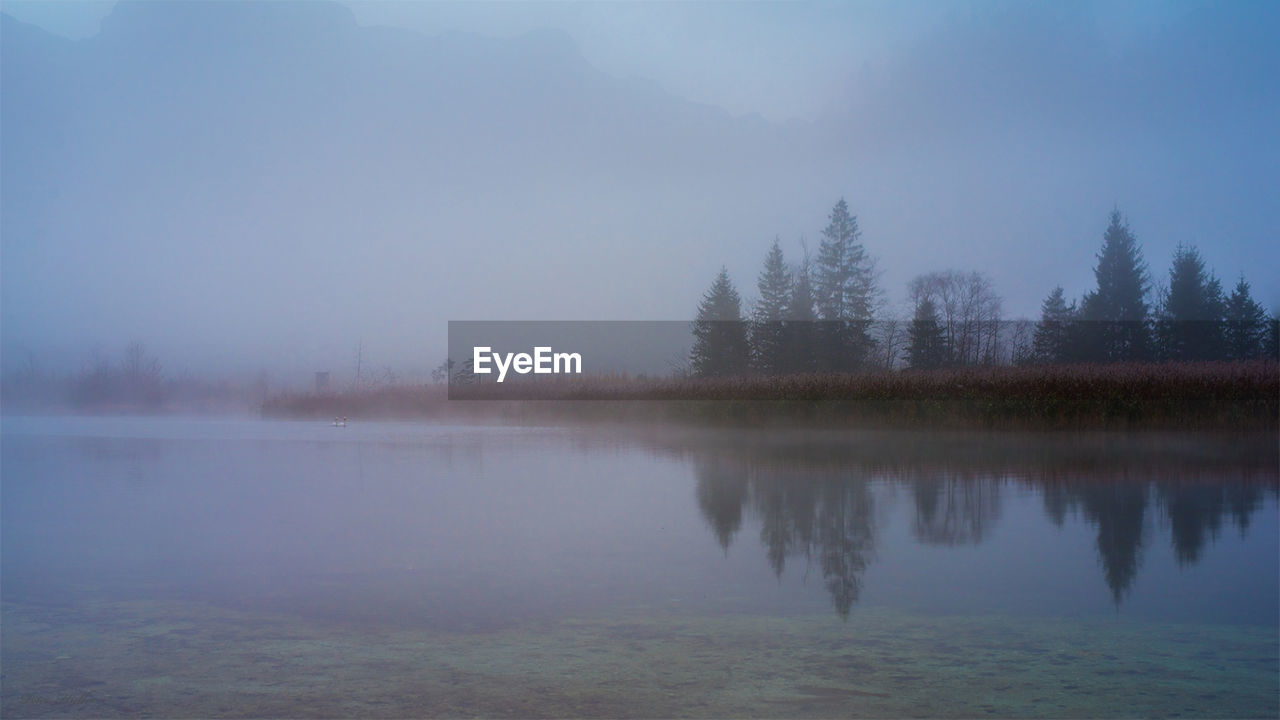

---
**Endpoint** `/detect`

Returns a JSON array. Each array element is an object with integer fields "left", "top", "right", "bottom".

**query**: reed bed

[{"left": 263, "top": 361, "right": 1278, "bottom": 430}]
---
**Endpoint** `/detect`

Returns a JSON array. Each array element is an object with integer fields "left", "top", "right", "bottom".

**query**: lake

[{"left": 2, "top": 416, "right": 1276, "bottom": 717}]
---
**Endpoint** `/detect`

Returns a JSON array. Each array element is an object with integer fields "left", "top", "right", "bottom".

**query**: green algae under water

[
  {"left": 4, "top": 599, "right": 1275, "bottom": 718},
  {"left": 2, "top": 417, "right": 1277, "bottom": 718}
]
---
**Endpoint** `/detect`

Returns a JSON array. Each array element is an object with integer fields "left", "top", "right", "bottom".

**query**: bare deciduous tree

[{"left": 907, "top": 270, "right": 1003, "bottom": 366}]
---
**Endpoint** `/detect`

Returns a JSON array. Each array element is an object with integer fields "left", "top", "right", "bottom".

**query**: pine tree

[
  {"left": 1032, "top": 286, "right": 1076, "bottom": 364},
  {"left": 906, "top": 298, "right": 947, "bottom": 370},
  {"left": 1078, "top": 210, "right": 1152, "bottom": 362},
  {"left": 1223, "top": 275, "right": 1268, "bottom": 361},
  {"left": 1158, "top": 245, "right": 1225, "bottom": 361},
  {"left": 784, "top": 250, "right": 819, "bottom": 374},
  {"left": 750, "top": 238, "right": 792, "bottom": 374},
  {"left": 1265, "top": 314, "right": 1280, "bottom": 361},
  {"left": 814, "top": 199, "right": 878, "bottom": 370},
  {"left": 690, "top": 267, "right": 750, "bottom": 377}
]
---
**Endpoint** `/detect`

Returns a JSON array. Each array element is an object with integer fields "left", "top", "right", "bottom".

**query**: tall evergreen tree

[
  {"left": 1223, "top": 275, "right": 1267, "bottom": 361},
  {"left": 690, "top": 267, "right": 750, "bottom": 377},
  {"left": 1032, "top": 286, "right": 1076, "bottom": 363},
  {"left": 906, "top": 298, "right": 947, "bottom": 370},
  {"left": 750, "top": 238, "right": 792, "bottom": 374},
  {"left": 1266, "top": 313, "right": 1280, "bottom": 361},
  {"left": 784, "top": 250, "right": 819, "bottom": 374},
  {"left": 1078, "top": 210, "right": 1152, "bottom": 362},
  {"left": 1158, "top": 245, "right": 1225, "bottom": 361},
  {"left": 814, "top": 199, "right": 878, "bottom": 370}
]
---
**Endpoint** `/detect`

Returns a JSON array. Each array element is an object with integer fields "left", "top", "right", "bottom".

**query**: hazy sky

[
  {"left": 0, "top": 0, "right": 1215, "bottom": 122},
  {"left": 2, "top": 0, "right": 1276, "bottom": 380}
]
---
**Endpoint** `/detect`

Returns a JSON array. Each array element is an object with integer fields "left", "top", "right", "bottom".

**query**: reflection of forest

[
  {"left": 676, "top": 429, "right": 1277, "bottom": 616},
  {"left": 1043, "top": 481, "right": 1270, "bottom": 603},
  {"left": 696, "top": 456, "right": 875, "bottom": 617}
]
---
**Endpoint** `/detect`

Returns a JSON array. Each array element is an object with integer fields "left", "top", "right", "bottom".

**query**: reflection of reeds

[
  {"left": 263, "top": 361, "right": 1278, "bottom": 429},
  {"left": 638, "top": 425, "right": 1280, "bottom": 487}
]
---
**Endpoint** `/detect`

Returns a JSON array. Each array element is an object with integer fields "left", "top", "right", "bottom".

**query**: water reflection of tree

[
  {"left": 694, "top": 458, "right": 749, "bottom": 553},
  {"left": 1044, "top": 484, "right": 1137, "bottom": 599},
  {"left": 1225, "top": 484, "right": 1265, "bottom": 534},
  {"left": 695, "top": 461, "right": 876, "bottom": 618},
  {"left": 754, "top": 473, "right": 819, "bottom": 578},
  {"left": 753, "top": 476, "right": 795, "bottom": 577},
  {"left": 1044, "top": 481, "right": 1268, "bottom": 603},
  {"left": 911, "top": 476, "right": 1001, "bottom": 546},
  {"left": 1158, "top": 484, "right": 1263, "bottom": 565},
  {"left": 816, "top": 480, "right": 875, "bottom": 617},
  {"left": 1079, "top": 485, "right": 1147, "bottom": 605},
  {"left": 676, "top": 429, "right": 1276, "bottom": 614}
]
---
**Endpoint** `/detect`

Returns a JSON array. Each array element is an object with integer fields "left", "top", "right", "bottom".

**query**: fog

[{"left": 2, "top": 0, "right": 1276, "bottom": 381}]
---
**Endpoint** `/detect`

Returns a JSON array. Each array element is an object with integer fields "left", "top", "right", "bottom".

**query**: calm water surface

[{"left": 2, "top": 416, "right": 1277, "bottom": 717}]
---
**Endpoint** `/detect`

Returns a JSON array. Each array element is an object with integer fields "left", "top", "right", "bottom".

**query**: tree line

[
  {"left": 690, "top": 202, "right": 1277, "bottom": 375},
  {"left": 2, "top": 342, "right": 272, "bottom": 412},
  {"left": 1028, "top": 210, "right": 1275, "bottom": 365}
]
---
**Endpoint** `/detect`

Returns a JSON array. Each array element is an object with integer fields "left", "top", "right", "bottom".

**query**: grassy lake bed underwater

[{"left": 5, "top": 597, "right": 1275, "bottom": 718}]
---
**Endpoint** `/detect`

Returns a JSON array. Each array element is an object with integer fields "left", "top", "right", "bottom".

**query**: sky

[
  {"left": 0, "top": 0, "right": 1209, "bottom": 122},
  {"left": 2, "top": 0, "right": 1276, "bottom": 381}
]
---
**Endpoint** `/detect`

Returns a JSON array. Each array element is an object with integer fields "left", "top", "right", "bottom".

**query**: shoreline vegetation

[
  {"left": 261, "top": 360, "right": 1279, "bottom": 431},
  {"left": 7, "top": 207, "right": 1276, "bottom": 425}
]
